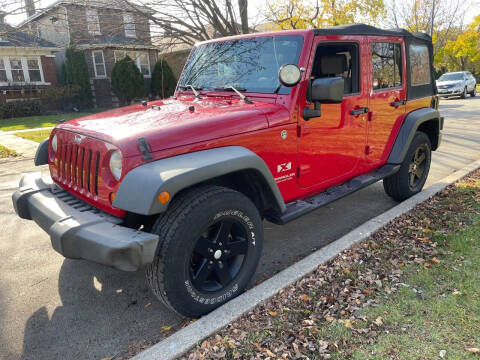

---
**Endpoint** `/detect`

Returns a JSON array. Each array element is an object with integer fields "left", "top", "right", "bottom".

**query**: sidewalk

[{"left": 0, "top": 131, "right": 38, "bottom": 158}]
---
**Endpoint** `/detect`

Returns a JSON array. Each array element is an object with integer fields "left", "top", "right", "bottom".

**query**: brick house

[
  {"left": 0, "top": 12, "right": 59, "bottom": 104},
  {"left": 19, "top": 0, "right": 158, "bottom": 108}
]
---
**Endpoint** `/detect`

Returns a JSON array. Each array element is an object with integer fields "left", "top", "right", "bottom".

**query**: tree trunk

[{"left": 238, "top": 0, "right": 249, "bottom": 34}]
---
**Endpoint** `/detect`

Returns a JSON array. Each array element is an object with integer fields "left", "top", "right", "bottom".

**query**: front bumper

[
  {"left": 438, "top": 89, "right": 463, "bottom": 97},
  {"left": 12, "top": 173, "right": 159, "bottom": 271}
]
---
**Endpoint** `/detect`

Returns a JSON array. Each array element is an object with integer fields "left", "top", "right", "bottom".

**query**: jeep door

[
  {"left": 366, "top": 37, "right": 407, "bottom": 167},
  {"left": 297, "top": 37, "right": 369, "bottom": 189}
]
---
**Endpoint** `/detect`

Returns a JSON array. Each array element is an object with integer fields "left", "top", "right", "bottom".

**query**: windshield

[
  {"left": 438, "top": 73, "right": 464, "bottom": 81},
  {"left": 178, "top": 36, "right": 304, "bottom": 95}
]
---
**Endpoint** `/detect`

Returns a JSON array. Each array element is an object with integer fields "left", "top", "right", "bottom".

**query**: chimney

[{"left": 25, "top": 0, "right": 36, "bottom": 17}]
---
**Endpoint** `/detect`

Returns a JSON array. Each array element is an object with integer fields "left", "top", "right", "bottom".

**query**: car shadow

[{"left": 20, "top": 259, "right": 182, "bottom": 360}]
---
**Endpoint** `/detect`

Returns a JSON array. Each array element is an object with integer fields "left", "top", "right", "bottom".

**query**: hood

[
  {"left": 56, "top": 96, "right": 284, "bottom": 156},
  {"left": 436, "top": 80, "right": 463, "bottom": 86}
]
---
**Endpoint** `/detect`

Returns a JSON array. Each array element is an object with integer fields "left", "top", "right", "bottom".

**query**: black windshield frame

[{"left": 177, "top": 35, "right": 304, "bottom": 95}]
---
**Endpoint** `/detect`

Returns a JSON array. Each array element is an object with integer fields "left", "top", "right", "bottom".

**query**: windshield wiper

[
  {"left": 214, "top": 86, "right": 253, "bottom": 104},
  {"left": 178, "top": 84, "right": 201, "bottom": 98}
]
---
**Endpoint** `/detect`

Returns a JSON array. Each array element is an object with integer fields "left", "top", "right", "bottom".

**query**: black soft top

[{"left": 313, "top": 23, "right": 431, "bottom": 43}]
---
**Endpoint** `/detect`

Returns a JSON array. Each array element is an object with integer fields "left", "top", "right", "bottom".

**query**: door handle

[
  {"left": 391, "top": 99, "right": 406, "bottom": 107},
  {"left": 350, "top": 107, "right": 369, "bottom": 116}
]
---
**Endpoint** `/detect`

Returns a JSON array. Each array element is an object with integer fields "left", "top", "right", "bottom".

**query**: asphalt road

[{"left": 1, "top": 96, "right": 479, "bottom": 360}]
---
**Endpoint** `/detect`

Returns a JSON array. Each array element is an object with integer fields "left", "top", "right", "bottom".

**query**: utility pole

[{"left": 430, "top": 0, "right": 436, "bottom": 37}]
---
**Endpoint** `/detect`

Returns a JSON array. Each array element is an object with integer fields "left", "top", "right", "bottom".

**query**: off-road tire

[
  {"left": 383, "top": 131, "right": 431, "bottom": 201},
  {"left": 146, "top": 185, "right": 263, "bottom": 317},
  {"left": 471, "top": 87, "right": 477, "bottom": 97},
  {"left": 461, "top": 87, "right": 467, "bottom": 99}
]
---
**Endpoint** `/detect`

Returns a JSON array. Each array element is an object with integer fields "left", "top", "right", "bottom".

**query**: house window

[
  {"left": 92, "top": 50, "right": 106, "bottom": 77},
  {"left": 86, "top": 9, "right": 101, "bottom": 35},
  {"left": 123, "top": 13, "right": 136, "bottom": 38},
  {"left": 0, "top": 59, "right": 7, "bottom": 82},
  {"left": 10, "top": 58, "right": 25, "bottom": 82},
  {"left": 371, "top": 42, "right": 402, "bottom": 90},
  {"left": 137, "top": 53, "right": 150, "bottom": 76},
  {"left": 114, "top": 50, "right": 126, "bottom": 62},
  {"left": 27, "top": 58, "right": 42, "bottom": 82},
  {"left": 114, "top": 50, "right": 150, "bottom": 77}
]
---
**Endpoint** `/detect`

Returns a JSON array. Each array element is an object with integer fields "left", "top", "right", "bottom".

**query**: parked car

[
  {"left": 436, "top": 71, "right": 477, "bottom": 98},
  {"left": 13, "top": 24, "right": 443, "bottom": 318}
]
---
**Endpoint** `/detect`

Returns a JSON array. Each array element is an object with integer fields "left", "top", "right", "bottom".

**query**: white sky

[{"left": 3, "top": 0, "right": 479, "bottom": 27}]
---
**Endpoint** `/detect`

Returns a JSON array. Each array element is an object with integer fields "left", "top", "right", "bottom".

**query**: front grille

[{"left": 57, "top": 137, "right": 101, "bottom": 196}]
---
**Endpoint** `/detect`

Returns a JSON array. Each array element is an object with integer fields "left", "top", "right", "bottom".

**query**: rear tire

[
  {"left": 383, "top": 131, "right": 431, "bottom": 201},
  {"left": 471, "top": 87, "right": 477, "bottom": 97},
  {"left": 146, "top": 185, "right": 263, "bottom": 317}
]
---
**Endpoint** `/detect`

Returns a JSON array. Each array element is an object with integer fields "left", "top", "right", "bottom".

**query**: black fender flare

[
  {"left": 387, "top": 107, "right": 441, "bottom": 164},
  {"left": 113, "top": 146, "right": 287, "bottom": 215},
  {"left": 34, "top": 139, "right": 49, "bottom": 166}
]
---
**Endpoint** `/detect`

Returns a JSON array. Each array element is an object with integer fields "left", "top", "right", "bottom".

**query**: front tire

[
  {"left": 461, "top": 87, "right": 467, "bottom": 99},
  {"left": 146, "top": 185, "right": 263, "bottom": 317},
  {"left": 383, "top": 131, "right": 431, "bottom": 201}
]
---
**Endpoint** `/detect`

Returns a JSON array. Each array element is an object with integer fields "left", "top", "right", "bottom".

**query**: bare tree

[{"left": 382, "top": 0, "right": 468, "bottom": 56}]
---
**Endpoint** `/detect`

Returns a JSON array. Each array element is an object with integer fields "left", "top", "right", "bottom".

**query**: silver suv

[{"left": 436, "top": 71, "right": 477, "bottom": 98}]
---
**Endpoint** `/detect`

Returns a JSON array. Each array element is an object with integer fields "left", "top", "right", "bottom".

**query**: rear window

[{"left": 409, "top": 44, "right": 430, "bottom": 86}]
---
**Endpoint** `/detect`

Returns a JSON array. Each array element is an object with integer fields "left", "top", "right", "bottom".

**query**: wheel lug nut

[
  {"left": 209, "top": 260, "right": 213, "bottom": 264},
  {"left": 208, "top": 248, "right": 213, "bottom": 252},
  {"left": 219, "top": 242, "right": 222, "bottom": 246}
]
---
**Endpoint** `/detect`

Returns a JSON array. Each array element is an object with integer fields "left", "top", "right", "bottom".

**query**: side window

[
  {"left": 409, "top": 44, "right": 430, "bottom": 86},
  {"left": 311, "top": 42, "right": 360, "bottom": 94},
  {"left": 371, "top": 42, "right": 402, "bottom": 90}
]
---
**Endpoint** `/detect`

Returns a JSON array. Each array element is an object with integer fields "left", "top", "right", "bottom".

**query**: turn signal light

[
  {"left": 109, "top": 192, "right": 116, "bottom": 204},
  {"left": 157, "top": 191, "right": 170, "bottom": 204}
]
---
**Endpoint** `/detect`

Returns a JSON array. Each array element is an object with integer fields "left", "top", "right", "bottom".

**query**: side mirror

[
  {"left": 310, "top": 77, "right": 344, "bottom": 103},
  {"left": 303, "top": 77, "right": 344, "bottom": 120}
]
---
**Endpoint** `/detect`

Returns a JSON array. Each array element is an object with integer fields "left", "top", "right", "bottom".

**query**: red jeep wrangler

[{"left": 13, "top": 24, "right": 442, "bottom": 317}]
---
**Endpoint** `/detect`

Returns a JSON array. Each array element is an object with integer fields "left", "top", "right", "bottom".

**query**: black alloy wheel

[
  {"left": 408, "top": 144, "right": 427, "bottom": 190},
  {"left": 190, "top": 219, "right": 249, "bottom": 292}
]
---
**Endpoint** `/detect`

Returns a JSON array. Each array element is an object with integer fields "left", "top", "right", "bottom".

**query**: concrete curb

[{"left": 133, "top": 159, "right": 480, "bottom": 360}]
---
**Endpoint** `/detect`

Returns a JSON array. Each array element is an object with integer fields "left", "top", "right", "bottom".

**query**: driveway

[{"left": 1, "top": 96, "right": 479, "bottom": 359}]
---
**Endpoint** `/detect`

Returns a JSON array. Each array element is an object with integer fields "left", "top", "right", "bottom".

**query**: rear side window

[
  {"left": 409, "top": 44, "right": 430, "bottom": 86},
  {"left": 371, "top": 42, "right": 402, "bottom": 90}
]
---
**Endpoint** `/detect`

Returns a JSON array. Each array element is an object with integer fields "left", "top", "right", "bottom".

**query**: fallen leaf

[
  {"left": 344, "top": 319, "right": 352, "bottom": 328},
  {"left": 466, "top": 347, "right": 480, "bottom": 353},
  {"left": 325, "top": 315, "right": 335, "bottom": 322},
  {"left": 439, "top": 349, "right": 446, "bottom": 358},
  {"left": 431, "top": 257, "right": 441, "bottom": 264},
  {"left": 374, "top": 316, "right": 383, "bottom": 326},
  {"left": 423, "top": 262, "right": 431, "bottom": 269},
  {"left": 161, "top": 326, "right": 172, "bottom": 332},
  {"left": 343, "top": 269, "right": 351, "bottom": 275},
  {"left": 300, "top": 294, "right": 309, "bottom": 301},
  {"left": 269, "top": 311, "right": 278, "bottom": 317},
  {"left": 265, "top": 349, "right": 276, "bottom": 357},
  {"left": 145, "top": 303, "right": 151, "bottom": 308}
]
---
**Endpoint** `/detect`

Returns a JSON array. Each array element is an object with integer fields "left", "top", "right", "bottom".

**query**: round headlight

[
  {"left": 109, "top": 150, "right": 123, "bottom": 181},
  {"left": 278, "top": 64, "right": 302, "bottom": 87},
  {"left": 51, "top": 134, "right": 58, "bottom": 153}
]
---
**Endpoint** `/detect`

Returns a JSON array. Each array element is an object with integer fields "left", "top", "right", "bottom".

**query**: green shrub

[
  {"left": 0, "top": 100, "right": 42, "bottom": 119},
  {"left": 39, "top": 85, "right": 80, "bottom": 106},
  {"left": 61, "top": 46, "right": 93, "bottom": 109},
  {"left": 151, "top": 59, "right": 177, "bottom": 98},
  {"left": 111, "top": 56, "right": 146, "bottom": 105}
]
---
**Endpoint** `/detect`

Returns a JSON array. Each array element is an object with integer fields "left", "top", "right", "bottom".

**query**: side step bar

[{"left": 267, "top": 164, "right": 400, "bottom": 225}]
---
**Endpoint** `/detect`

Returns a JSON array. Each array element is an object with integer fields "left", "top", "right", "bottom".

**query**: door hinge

[
  {"left": 297, "top": 123, "right": 312, "bottom": 137},
  {"left": 365, "top": 145, "right": 371, "bottom": 155}
]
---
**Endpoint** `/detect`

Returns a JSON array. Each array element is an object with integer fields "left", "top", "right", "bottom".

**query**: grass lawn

[
  {"left": 0, "top": 108, "right": 110, "bottom": 132},
  {"left": 15, "top": 129, "right": 52, "bottom": 143},
  {"left": 177, "top": 171, "right": 480, "bottom": 360},
  {"left": 0, "top": 144, "right": 18, "bottom": 158}
]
